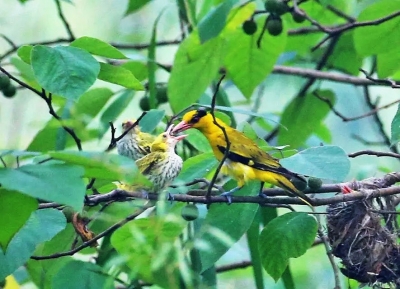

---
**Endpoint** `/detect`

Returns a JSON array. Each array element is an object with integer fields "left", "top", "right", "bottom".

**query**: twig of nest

[{"left": 326, "top": 186, "right": 400, "bottom": 287}]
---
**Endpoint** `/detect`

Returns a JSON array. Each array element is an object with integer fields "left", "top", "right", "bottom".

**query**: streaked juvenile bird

[
  {"left": 136, "top": 124, "right": 187, "bottom": 192},
  {"left": 117, "top": 120, "right": 156, "bottom": 161},
  {"left": 172, "top": 108, "right": 312, "bottom": 206}
]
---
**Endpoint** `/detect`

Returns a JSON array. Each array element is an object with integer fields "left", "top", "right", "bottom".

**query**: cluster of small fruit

[
  {"left": 0, "top": 74, "right": 16, "bottom": 98},
  {"left": 242, "top": 0, "right": 306, "bottom": 37},
  {"left": 139, "top": 85, "right": 168, "bottom": 111}
]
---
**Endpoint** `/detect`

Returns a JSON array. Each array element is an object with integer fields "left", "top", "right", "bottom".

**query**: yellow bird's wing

[
  {"left": 214, "top": 128, "right": 304, "bottom": 181},
  {"left": 136, "top": 152, "right": 164, "bottom": 175}
]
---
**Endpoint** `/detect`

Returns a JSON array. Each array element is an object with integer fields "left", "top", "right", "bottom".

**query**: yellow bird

[
  {"left": 116, "top": 120, "right": 156, "bottom": 161},
  {"left": 136, "top": 124, "right": 187, "bottom": 193},
  {"left": 172, "top": 108, "right": 312, "bottom": 205}
]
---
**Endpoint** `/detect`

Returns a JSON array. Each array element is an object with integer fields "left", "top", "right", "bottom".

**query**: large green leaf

[
  {"left": 278, "top": 90, "right": 335, "bottom": 148},
  {"left": 139, "top": 109, "right": 165, "bottom": 133},
  {"left": 391, "top": 103, "right": 400, "bottom": 145},
  {"left": 0, "top": 190, "right": 38, "bottom": 251},
  {"left": 48, "top": 151, "right": 138, "bottom": 183},
  {"left": 31, "top": 45, "right": 100, "bottom": 100},
  {"left": 280, "top": 145, "right": 350, "bottom": 181},
  {"left": 198, "top": 0, "right": 237, "bottom": 43},
  {"left": 74, "top": 88, "right": 114, "bottom": 121},
  {"left": 70, "top": 36, "right": 128, "bottom": 59},
  {"left": 196, "top": 181, "right": 259, "bottom": 272},
  {"left": 98, "top": 90, "right": 135, "bottom": 138},
  {"left": 53, "top": 260, "right": 114, "bottom": 289},
  {"left": 0, "top": 209, "right": 66, "bottom": 280},
  {"left": 246, "top": 210, "right": 264, "bottom": 289},
  {"left": 353, "top": 0, "right": 400, "bottom": 56},
  {"left": 185, "top": 129, "right": 213, "bottom": 153},
  {"left": 98, "top": 63, "right": 144, "bottom": 90},
  {"left": 224, "top": 16, "right": 287, "bottom": 98},
  {"left": 259, "top": 212, "right": 317, "bottom": 281},
  {"left": 26, "top": 225, "right": 75, "bottom": 289},
  {"left": 0, "top": 164, "right": 85, "bottom": 211},
  {"left": 174, "top": 153, "right": 218, "bottom": 191},
  {"left": 124, "top": 0, "right": 151, "bottom": 15},
  {"left": 168, "top": 33, "right": 223, "bottom": 112},
  {"left": 111, "top": 215, "right": 188, "bottom": 288},
  {"left": 17, "top": 45, "right": 32, "bottom": 64},
  {"left": 377, "top": 49, "right": 400, "bottom": 78},
  {"left": 328, "top": 32, "right": 363, "bottom": 75}
]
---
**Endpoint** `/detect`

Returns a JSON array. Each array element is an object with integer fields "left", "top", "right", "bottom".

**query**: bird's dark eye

[
  {"left": 162, "top": 134, "right": 167, "bottom": 138},
  {"left": 189, "top": 108, "right": 207, "bottom": 124}
]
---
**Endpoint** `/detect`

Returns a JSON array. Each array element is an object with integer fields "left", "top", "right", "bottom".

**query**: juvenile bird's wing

[{"left": 136, "top": 152, "right": 164, "bottom": 175}]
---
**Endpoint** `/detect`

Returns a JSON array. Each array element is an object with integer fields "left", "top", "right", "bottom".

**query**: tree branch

[
  {"left": 55, "top": 0, "right": 75, "bottom": 40},
  {"left": 31, "top": 201, "right": 153, "bottom": 260}
]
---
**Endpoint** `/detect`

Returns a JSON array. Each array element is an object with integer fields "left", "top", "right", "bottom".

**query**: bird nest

[{"left": 327, "top": 191, "right": 400, "bottom": 287}]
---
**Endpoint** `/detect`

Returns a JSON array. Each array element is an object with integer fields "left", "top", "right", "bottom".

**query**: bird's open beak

[
  {"left": 172, "top": 121, "right": 192, "bottom": 134},
  {"left": 166, "top": 124, "right": 187, "bottom": 141},
  {"left": 173, "top": 134, "right": 188, "bottom": 141}
]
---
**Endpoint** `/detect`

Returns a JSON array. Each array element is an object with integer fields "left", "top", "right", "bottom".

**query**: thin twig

[
  {"left": 360, "top": 69, "right": 400, "bottom": 88},
  {"left": 106, "top": 112, "right": 147, "bottom": 151},
  {"left": 351, "top": 134, "right": 385, "bottom": 146},
  {"left": 325, "top": 4, "right": 355, "bottom": 23},
  {"left": 362, "top": 85, "right": 398, "bottom": 153},
  {"left": 207, "top": 75, "right": 229, "bottom": 202},
  {"left": 348, "top": 150, "right": 400, "bottom": 159},
  {"left": 55, "top": 0, "right": 75, "bottom": 40},
  {"left": 31, "top": 201, "right": 153, "bottom": 260},
  {"left": 0, "top": 157, "right": 6, "bottom": 168},
  {"left": 314, "top": 210, "right": 341, "bottom": 289},
  {"left": 0, "top": 34, "right": 17, "bottom": 49},
  {"left": 313, "top": 91, "right": 400, "bottom": 122},
  {"left": 0, "top": 66, "right": 82, "bottom": 150}
]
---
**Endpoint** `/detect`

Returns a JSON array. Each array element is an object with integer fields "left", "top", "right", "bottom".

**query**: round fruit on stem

[
  {"left": 0, "top": 74, "right": 11, "bottom": 90},
  {"left": 2, "top": 84, "right": 16, "bottom": 98},
  {"left": 139, "top": 96, "right": 151, "bottom": 111},
  {"left": 308, "top": 177, "right": 323, "bottom": 190},
  {"left": 181, "top": 204, "right": 199, "bottom": 221},
  {"left": 264, "top": 0, "right": 289, "bottom": 16},
  {"left": 242, "top": 19, "right": 258, "bottom": 35},
  {"left": 266, "top": 14, "right": 283, "bottom": 36},
  {"left": 292, "top": 11, "right": 306, "bottom": 23}
]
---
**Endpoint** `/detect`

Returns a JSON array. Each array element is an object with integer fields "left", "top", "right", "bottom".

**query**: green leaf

[
  {"left": 168, "top": 33, "right": 223, "bottom": 112},
  {"left": 74, "top": 88, "right": 114, "bottom": 120},
  {"left": 111, "top": 215, "right": 187, "bottom": 287},
  {"left": 197, "top": 181, "right": 259, "bottom": 272},
  {"left": 139, "top": 109, "right": 165, "bottom": 133},
  {"left": 26, "top": 225, "right": 75, "bottom": 289},
  {"left": 353, "top": 0, "right": 400, "bottom": 56},
  {"left": 328, "top": 32, "right": 363, "bottom": 75},
  {"left": 0, "top": 190, "right": 38, "bottom": 251},
  {"left": 198, "top": 0, "right": 237, "bottom": 43},
  {"left": 280, "top": 145, "right": 350, "bottom": 182},
  {"left": 223, "top": 16, "right": 287, "bottom": 98},
  {"left": 53, "top": 260, "right": 114, "bottom": 289},
  {"left": 48, "top": 151, "right": 138, "bottom": 183},
  {"left": 10, "top": 57, "right": 40, "bottom": 89},
  {"left": 377, "top": 50, "right": 400, "bottom": 78},
  {"left": 246, "top": 210, "right": 264, "bottom": 289},
  {"left": 17, "top": 45, "right": 33, "bottom": 64},
  {"left": 0, "top": 164, "right": 85, "bottom": 211},
  {"left": 391, "top": 103, "right": 400, "bottom": 145},
  {"left": 278, "top": 90, "right": 335, "bottom": 148},
  {"left": 70, "top": 36, "right": 128, "bottom": 59},
  {"left": 27, "top": 118, "right": 63, "bottom": 152},
  {"left": 258, "top": 212, "right": 317, "bottom": 281},
  {"left": 0, "top": 209, "right": 66, "bottom": 280},
  {"left": 125, "top": 0, "right": 152, "bottom": 15},
  {"left": 121, "top": 61, "right": 148, "bottom": 81},
  {"left": 31, "top": 45, "right": 100, "bottom": 100},
  {"left": 98, "top": 90, "right": 135, "bottom": 138},
  {"left": 185, "top": 129, "right": 213, "bottom": 152},
  {"left": 176, "top": 153, "right": 218, "bottom": 184},
  {"left": 98, "top": 63, "right": 144, "bottom": 90}
]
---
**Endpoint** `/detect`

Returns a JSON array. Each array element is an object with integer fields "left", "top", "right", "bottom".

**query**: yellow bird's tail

[{"left": 256, "top": 168, "right": 313, "bottom": 207}]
